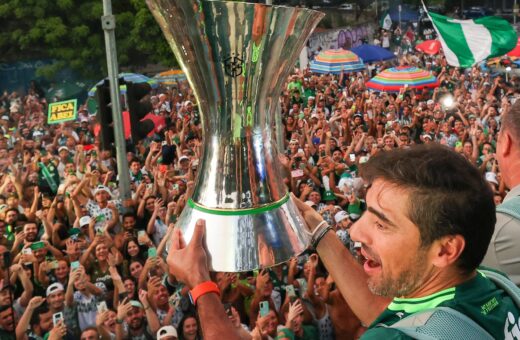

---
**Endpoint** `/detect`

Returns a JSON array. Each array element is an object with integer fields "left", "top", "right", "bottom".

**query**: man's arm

[
  {"left": 292, "top": 195, "right": 390, "bottom": 326},
  {"left": 167, "top": 220, "right": 242, "bottom": 340},
  {"left": 16, "top": 296, "right": 46, "bottom": 340}
]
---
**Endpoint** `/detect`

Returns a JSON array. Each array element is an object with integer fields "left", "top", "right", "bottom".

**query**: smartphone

[
  {"left": 172, "top": 184, "right": 179, "bottom": 191},
  {"left": 137, "top": 230, "right": 147, "bottom": 245},
  {"left": 30, "top": 241, "right": 45, "bottom": 251},
  {"left": 349, "top": 154, "right": 356, "bottom": 162},
  {"left": 320, "top": 151, "right": 326, "bottom": 158},
  {"left": 97, "top": 301, "right": 108, "bottom": 313},
  {"left": 52, "top": 312, "right": 64, "bottom": 327},
  {"left": 48, "top": 260, "right": 59, "bottom": 270},
  {"left": 294, "top": 156, "right": 302, "bottom": 162},
  {"left": 259, "top": 301, "right": 269, "bottom": 317},
  {"left": 14, "top": 226, "right": 23, "bottom": 234},
  {"left": 148, "top": 247, "right": 157, "bottom": 258},
  {"left": 71, "top": 261, "right": 80, "bottom": 271},
  {"left": 285, "top": 284, "right": 297, "bottom": 302},
  {"left": 22, "top": 248, "right": 33, "bottom": 256}
]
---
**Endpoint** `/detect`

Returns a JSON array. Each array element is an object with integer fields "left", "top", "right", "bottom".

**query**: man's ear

[
  {"left": 498, "top": 130, "right": 512, "bottom": 158},
  {"left": 430, "top": 234, "right": 466, "bottom": 269}
]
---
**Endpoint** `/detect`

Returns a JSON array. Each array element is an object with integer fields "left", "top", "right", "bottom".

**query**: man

[
  {"left": 483, "top": 99, "right": 520, "bottom": 284},
  {"left": 0, "top": 305, "right": 15, "bottom": 339},
  {"left": 46, "top": 282, "right": 80, "bottom": 338},
  {"left": 167, "top": 144, "right": 518, "bottom": 339},
  {"left": 157, "top": 325, "right": 178, "bottom": 340},
  {"left": 115, "top": 298, "right": 160, "bottom": 340},
  {"left": 80, "top": 327, "right": 101, "bottom": 340}
]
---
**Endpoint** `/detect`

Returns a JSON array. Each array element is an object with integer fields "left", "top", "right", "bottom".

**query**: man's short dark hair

[
  {"left": 503, "top": 100, "right": 520, "bottom": 147},
  {"left": 30, "top": 304, "right": 50, "bottom": 327},
  {"left": 122, "top": 212, "right": 136, "bottom": 221},
  {"left": 81, "top": 326, "right": 99, "bottom": 337},
  {"left": 360, "top": 144, "right": 496, "bottom": 274}
]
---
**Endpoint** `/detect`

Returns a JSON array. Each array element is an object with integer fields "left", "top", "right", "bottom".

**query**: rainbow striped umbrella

[
  {"left": 310, "top": 49, "right": 365, "bottom": 74},
  {"left": 366, "top": 66, "right": 439, "bottom": 92}
]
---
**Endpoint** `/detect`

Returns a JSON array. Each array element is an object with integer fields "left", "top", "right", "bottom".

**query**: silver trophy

[{"left": 147, "top": 0, "right": 323, "bottom": 272}]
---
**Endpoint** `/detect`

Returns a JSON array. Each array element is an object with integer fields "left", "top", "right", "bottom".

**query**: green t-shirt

[{"left": 361, "top": 271, "right": 520, "bottom": 339}]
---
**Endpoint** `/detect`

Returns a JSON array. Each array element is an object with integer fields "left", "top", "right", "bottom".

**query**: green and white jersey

[{"left": 361, "top": 271, "right": 520, "bottom": 339}]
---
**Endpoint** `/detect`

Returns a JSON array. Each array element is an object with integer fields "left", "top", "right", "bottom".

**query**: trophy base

[{"left": 171, "top": 194, "right": 311, "bottom": 272}]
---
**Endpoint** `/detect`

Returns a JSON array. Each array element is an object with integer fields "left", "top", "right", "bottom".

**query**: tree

[{"left": 0, "top": 0, "right": 176, "bottom": 79}]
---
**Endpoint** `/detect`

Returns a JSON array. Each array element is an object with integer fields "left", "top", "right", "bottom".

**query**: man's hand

[
  {"left": 285, "top": 300, "right": 304, "bottom": 330},
  {"left": 48, "top": 319, "right": 67, "bottom": 340},
  {"left": 167, "top": 219, "right": 210, "bottom": 289},
  {"left": 27, "top": 296, "right": 46, "bottom": 311},
  {"left": 291, "top": 193, "right": 324, "bottom": 232},
  {"left": 117, "top": 298, "right": 132, "bottom": 320},
  {"left": 96, "top": 310, "right": 109, "bottom": 327}
]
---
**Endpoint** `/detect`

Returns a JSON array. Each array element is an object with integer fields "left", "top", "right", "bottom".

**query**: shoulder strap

[
  {"left": 496, "top": 196, "right": 520, "bottom": 220},
  {"left": 479, "top": 269, "right": 520, "bottom": 308},
  {"left": 386, "top": 307, "right": 494, "bottom": 340}
]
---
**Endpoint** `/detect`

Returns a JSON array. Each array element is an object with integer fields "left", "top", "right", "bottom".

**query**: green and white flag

[
  {"left": 425, "top": 7, "right": 517, "bottom": 68},
  {"left": 381, "top": 12, "right": 392, "bottom": 30}
]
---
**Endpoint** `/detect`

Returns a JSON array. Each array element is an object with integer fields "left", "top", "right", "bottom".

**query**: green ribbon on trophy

[{"left": 38, "top": 162, "right": 58, "bottom": 194}]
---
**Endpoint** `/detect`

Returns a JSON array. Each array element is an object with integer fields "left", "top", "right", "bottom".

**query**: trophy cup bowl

[{"left": 146, "top": 0, "right": 324, "bottom": 272}]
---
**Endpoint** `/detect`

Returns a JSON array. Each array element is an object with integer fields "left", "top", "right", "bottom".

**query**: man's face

[
  {"left": 81, "top": 329, "right": 99, "bottom": 340},
  {"left": 38, "top": 310, "right": 53, "bottom": 333},
  {"left": 95, "top": 190, "right": 109, "bottom": 204},
  {"left": 5, "top": 210, "right": 17, "bottom": 224},
  {"left": 309, "top": 191, "right": 321, "bottom": 204},
  {"left": 123, "top": 216, "right": 136, "bottom": 231},
  {"left": 130, "top": 161, "right": 141, "bottom": 175},
  {"left": 350, "top": 179, "right": 430, "bottom": 297},
  {"left": 47, "top": 291, "right": 65, "bottom": 311},
  {"left": 126, "top": 307, "right": 144, "bottom": 330},
  {"left": 0, "top": 307, "right": 14, "bottom": 332},
  {"left": 24, "top": 223, "right": 38, "bottom": 242},
  {"left": 154, "top": 285, "right": 169, "bottom": 307}
]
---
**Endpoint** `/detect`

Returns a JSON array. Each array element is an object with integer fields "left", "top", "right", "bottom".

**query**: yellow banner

[{"left": 47, "top": 99, "right": 77, "bottom": 124}]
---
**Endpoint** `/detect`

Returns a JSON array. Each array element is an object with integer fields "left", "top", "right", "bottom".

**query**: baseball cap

[
  {"left": 0, "top": 116, "right": 9, "bottom": 121},
  {"left": 79, "top": 216, "right": 91, "bottom": 227},
  {"left": 46, "top": 282, "right": 64, "bottom": 297},
  {"left": 130, "top": 300, "right": 144, "bottom": 309},
  {"left": 58, "top": 146, "right": 69, "bottom": 153},
  {"left": 179, "top": 155, "right": 190, "bottom": 162},
  {"left": 426, "top": 99, "right": 434, "bottom": 105},
  {"left": 334, "top": 210, "right": 350, "bottom": 224},
  {"left": 311, "top": 113, "right": 319, "bottom": 119},
  {"left": 94, "top": 185, "right": 112, "bottom": 197},
  {"left": 157, "top": 326, "right": 178, "bottom": 339}
]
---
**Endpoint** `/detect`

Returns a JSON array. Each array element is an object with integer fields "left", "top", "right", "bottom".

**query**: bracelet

[
  {"left": 116, "top": 318, "right": 124, "bottom": 324},
  {"left": 310, "top": 223, "right": 333, "bottom": 250},
  {"left": 189, "top": 281, "right": 220, "bottom": 306},
  {"left": 311, "top": 220, "right": 328, "bottom": 239}
]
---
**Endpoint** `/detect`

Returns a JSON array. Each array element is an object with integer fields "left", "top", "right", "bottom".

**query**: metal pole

[
  {"left": 514, "top": 0, "right": 518, "bottom": 26},
  {"left": 101, "top": 0, "right": 131, "bottom": 201}
]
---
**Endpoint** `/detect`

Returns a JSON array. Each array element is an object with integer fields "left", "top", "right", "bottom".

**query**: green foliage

[{"left": 0, "top": 0, "right": 177, "bottom": 79}]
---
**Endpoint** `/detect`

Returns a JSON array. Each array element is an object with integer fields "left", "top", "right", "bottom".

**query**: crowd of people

[{"left": 0, "top": 18, "right": 519, "bottom": 340}]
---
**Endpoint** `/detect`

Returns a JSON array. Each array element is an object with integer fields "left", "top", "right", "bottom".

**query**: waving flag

[{"left": 425, "top": 6, "right": 517, "bottom": 68}]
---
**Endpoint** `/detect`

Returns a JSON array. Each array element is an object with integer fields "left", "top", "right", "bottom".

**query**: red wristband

[{"left": 189, "top": 281, "right": 220, "bottom": 306}]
